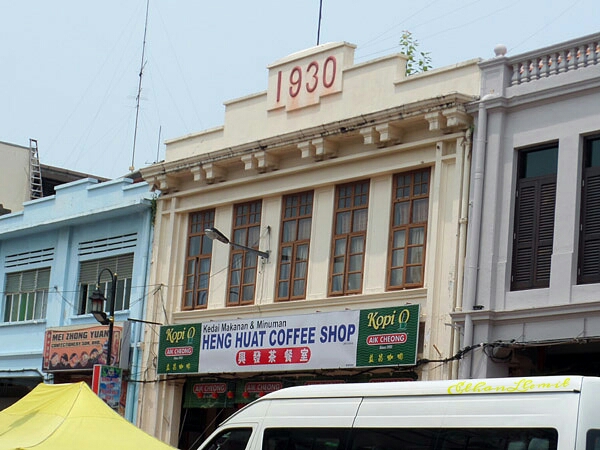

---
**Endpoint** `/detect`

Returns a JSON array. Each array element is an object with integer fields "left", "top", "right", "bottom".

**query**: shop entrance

[
  {"left": 508, "top": 341, "right": 600, "bottom": 376},
  {"left": 178, "top": 406, "right": 238, "bottom": 450}
]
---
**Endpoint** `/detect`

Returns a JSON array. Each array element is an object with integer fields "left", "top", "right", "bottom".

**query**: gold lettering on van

[{"left": 447, "top": 377, "right": 571, "bottom": 394}]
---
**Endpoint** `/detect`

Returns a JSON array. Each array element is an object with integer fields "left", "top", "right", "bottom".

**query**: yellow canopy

[{"left": 0, "top": 382, "right": 178, "bottom": 450}]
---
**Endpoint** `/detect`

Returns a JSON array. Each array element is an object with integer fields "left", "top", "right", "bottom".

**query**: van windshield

[{"left": 202, "top": 428, "right": 252, "bottom": 450}]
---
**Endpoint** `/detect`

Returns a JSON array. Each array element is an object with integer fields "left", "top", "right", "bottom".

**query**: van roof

[{"left": 260, "top": 375, "right": 587, "bottom": 400}]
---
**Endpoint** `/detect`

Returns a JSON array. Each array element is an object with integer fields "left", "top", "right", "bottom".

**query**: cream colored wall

[
  {"left": 138, "top": 42, "right": 477, "bottom": 445},
  {"left": 0, "top": 142, "right": 31, "bottom": 213},
  {"left": 139, "top": 138, "right": 470, "bottom": 443},
  {"left": 164, "top": 42, "right": 480, "bottom": 162}
]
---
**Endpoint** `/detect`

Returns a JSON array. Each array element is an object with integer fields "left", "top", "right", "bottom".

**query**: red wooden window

[
  {"left": 228, "top": 200, "right": 263, "bottom": 306},
  {"left": 388, "top": 168, "right": 430, "bottom": 289},
  {"left": 329, "top": 180, "right": 369, "bottom": 296},
  {"left": 276, "top": 191, "right": 313, "bottom": 301},
  {"left": 183, "top": 210, "right": 214, "bottom": 309}
]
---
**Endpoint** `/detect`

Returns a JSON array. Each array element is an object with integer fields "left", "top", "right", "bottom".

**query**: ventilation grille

[
  {"left": 78, "top": 233, "right": 137, "bottom": 256},
  {"left": 5, "top": 248, "right": 55, "bottom": 269}
]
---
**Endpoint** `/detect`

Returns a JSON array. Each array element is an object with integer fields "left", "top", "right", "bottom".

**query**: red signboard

[
  {"left": 235, "top": 347, "right": 311, "bottom": 366},
  {"left": 42, "top": 325, "right": 123, "bottom": 372}
]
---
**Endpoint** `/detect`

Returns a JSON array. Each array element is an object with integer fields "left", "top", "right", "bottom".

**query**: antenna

[
  {"left": 155, "top": 125, "right": 161, "bottom": 163},
  {"left": 316, "top": 0, "right": 323, "bottom": 45},
  {"left": 130, "top": 0, "right": 150, "bottom": 173}
]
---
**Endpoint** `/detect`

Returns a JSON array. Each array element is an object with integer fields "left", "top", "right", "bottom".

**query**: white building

[{"left": 455, "top": 33, "right": 600, "bottom": 378}]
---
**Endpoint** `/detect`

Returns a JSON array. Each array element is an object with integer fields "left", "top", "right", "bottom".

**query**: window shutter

[
  {"left": 512, "top": 177, "right": 556, "bottom": 290},
  {"left": 512, "top": 182, "right": 536, "bottom": 289},
  {"left": 4, "top": 268, "right": 51, "bottom": 293},
  {"left": 78, "top": 254, "right": 134, "bottom": 284},
  {"left": 579, "top": 170, "right": 600, "bottom": 283},
  {"left": 6, "top": 273, "right": 21, "bottom": 293},
  {"left": 534, "top": 179, "right": 556, "bottom": 287}
]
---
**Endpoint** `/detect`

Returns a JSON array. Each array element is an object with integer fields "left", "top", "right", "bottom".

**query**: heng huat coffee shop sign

[{"left": 158, "top": 305, "right": 419, "bottom": 375}]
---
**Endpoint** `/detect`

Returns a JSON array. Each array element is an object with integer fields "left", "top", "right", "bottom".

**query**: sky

[{"left": 1, "top": 0, "right": 598, "bottom": 180}]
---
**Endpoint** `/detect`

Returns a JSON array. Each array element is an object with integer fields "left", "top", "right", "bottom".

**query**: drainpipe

[
  {"left": 127, "top": 206, "right": 155, "bottom": 424},
  {"left": 458, "top": 96, "right": 492, "bottom": 379},
  {"left": 452, "top": 127, "right": 472, "bottom": 380}
]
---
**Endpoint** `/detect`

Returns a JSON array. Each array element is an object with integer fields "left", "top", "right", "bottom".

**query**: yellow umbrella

[{"left": 0, "top": 382, "right": 178, "bottom": 450}]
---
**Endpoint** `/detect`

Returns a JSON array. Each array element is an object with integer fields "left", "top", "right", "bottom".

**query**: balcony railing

[{"left": 510, "top": 36, "right": 600, "bottom": 86}]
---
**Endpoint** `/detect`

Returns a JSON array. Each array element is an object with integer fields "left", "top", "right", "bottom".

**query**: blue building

[{"left": 0, "top": 177, "right": 154, "bottom": 422}]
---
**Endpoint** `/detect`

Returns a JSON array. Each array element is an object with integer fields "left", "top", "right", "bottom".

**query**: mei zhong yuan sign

[
  {"left": 157, "top": 305, "right": 419, "bottom": 375},
  {"left": 42, "top": 324, "right": 125, "bottom": 372}
]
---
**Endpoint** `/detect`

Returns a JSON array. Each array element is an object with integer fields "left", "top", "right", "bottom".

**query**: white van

[{"left": 197, "top": 376, "right": 600, "bottom": 450}]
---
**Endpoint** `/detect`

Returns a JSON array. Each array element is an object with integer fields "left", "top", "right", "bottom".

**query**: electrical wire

[{"left": 507, "top": 0, "right": 585, "bottom": 54}]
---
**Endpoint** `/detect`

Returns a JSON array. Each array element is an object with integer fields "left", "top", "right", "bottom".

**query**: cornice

[
  {"left": 451, "top": 299, "right": 600, "bottom": 324},
  {"left": 141, "top": 93, "right": 476, "bottom": 192}
]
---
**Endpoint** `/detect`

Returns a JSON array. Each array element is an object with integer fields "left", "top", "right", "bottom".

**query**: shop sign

[
  {"left": 237, "top": 380, "right": 284, "bottom": 402},
  {"left": 92, "top": 364, "right": 122, "bottom": 410},
  {"left": 157, "top": 323, "right": 201, "bottom": 374},
  {"left": 197, "top": 310, "right": 358, "bottom": 374},
  {"left": 42, "top": 324, "right": 123, "bottom": 372},
  {"left": 183, "top": 379, "right": 291, "bottom": 408},
  {"left": 158, "top": 305, "right": 419, "bottom": 375},
  {"left": 356, "top": 305, "right": 420, "bottom": 367},
  {"left": 182, "top": 373, "right": 415, "bottom": 408},
  {"left": 183, "top": 380, "right": 237, "bottom": 408}
]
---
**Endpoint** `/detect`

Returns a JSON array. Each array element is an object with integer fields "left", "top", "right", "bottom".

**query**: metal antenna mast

[
  {"left": 155, "top": 125, "right": 161, "bottom": 163},
  {"left": 130, "top": 0, "right": 150, "bottom": 172},
  {"left": 316, "top": 0, "right": 323, "bottom": 45}
]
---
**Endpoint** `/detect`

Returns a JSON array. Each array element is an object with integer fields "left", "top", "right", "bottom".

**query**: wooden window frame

[
  {"left": 182, "top": 209, "right": 215, "bottom": 310},
  {"left": 578, "top": 135, "right": 600, "bottom": 284},
  {"left": 387, "top": 168, "right": 430, "bottom": 290},
  {"left": 227, "top": 200, "right": 263, "bottom": 306},
  {"left": 329, "top": 180, "right": 369, "bottom": 296},
  {"left": 276, "top": 191, "right": 313, "bottom": 301},
  {"left": 511, "top": 145, "right": 558, "bottom": 291}
]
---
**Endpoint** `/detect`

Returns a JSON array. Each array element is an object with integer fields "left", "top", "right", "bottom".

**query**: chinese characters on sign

[
  {"left": 157, "top": 305, "right": 419, "bottom": 375},
  {"left": 356, "top": 305, "right": 419, "bottom": 367},
  {"left": 42, "top": 325, "right": 123, "bottom": 372},
  {"left": 158, "top": 323, "right": 201, "bottom": 374}
]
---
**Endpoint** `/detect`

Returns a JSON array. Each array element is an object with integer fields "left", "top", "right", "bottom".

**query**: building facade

[
  {"left": 139, "top": 42, "right": 480, "bottom": 448},
  {"left": 0, "top": 177, "right": 154, "bottom": 421},
  {"left": 0, "top": 138, "right": 107, "bottom": 215},
  {"left": 0, "top": 140, "right": 34, "bottom": 214},
  {"left": 454, "top": 33, "right": 600, "bottom": 378}
]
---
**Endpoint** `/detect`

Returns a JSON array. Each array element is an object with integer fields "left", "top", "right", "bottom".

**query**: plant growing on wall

[{"left": 400, "top": 30, "right": 433, "bottom": 75}]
